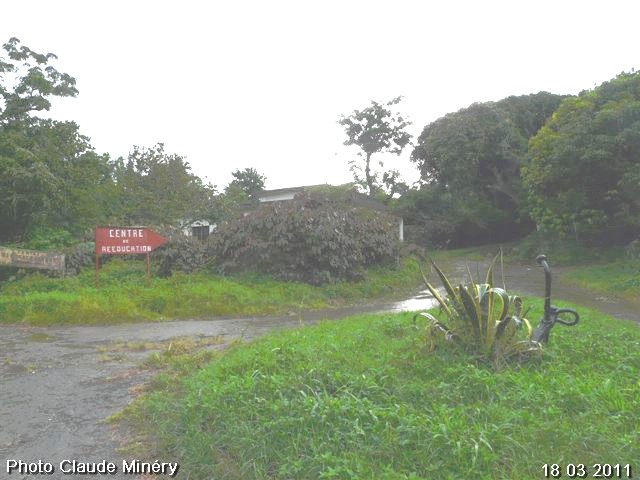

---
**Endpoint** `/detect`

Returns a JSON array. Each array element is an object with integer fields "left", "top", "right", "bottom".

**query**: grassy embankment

[
  {"left": 0, "top": 258, "right": 422, "bottom": 325},
  {"left": 118, "top": 299, "right": 640, "bottom": 479},
  {"left": 562, "top": 261, "right": 640, "bottom": 303},
  {"left": 431, "top": 241, "right": 640, "bottom": 304}
]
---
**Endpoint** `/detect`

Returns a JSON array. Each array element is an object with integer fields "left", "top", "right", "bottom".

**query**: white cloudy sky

[{"left": 2, "top": 0, "right": 639, "bottom": 190}]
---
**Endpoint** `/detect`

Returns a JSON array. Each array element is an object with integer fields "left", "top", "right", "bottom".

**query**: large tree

[
  {"left": 226, "top": 167, "right": 266, "bottom": 198},
  {"left": 0, "top": 39, "right": 113, "bottom": 241},
  {"left": 339, "top": 96, "right": 412, "bottom": 197},
  {"left": 0, "top": 37, "right": 78, "bottom": 125},
  {"left": 409, "top": 92, "right": 564, "bottom": 245},
  {"left": 0, "top": 120, "right": 116, "bottom": 241},
  {"left": 523, "top": 72, "right": 640, "bottom": 244},
  {"left": 112, "top": 144, "right": 216, "bottom": 227}
]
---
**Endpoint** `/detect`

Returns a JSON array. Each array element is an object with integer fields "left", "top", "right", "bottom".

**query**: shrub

[
  {"left": 417, "top": 255, "right": 541, "bottom": 368},
  {"left": 63, "top": 241, "right": 95, "bottom": 276},
  {"left": 153, "top": 228, "right": 207, "bottom": 277},
  {"left": 24, "top": 226, "right": 75, "bottom": 250},
  {"left": 208, "top": 193, "right": 399, "bottom": 284}
]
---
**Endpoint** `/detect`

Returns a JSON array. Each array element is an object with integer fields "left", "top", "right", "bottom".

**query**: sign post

[{"left": 94, "top": 227, "right": 167, "bottom": 287}]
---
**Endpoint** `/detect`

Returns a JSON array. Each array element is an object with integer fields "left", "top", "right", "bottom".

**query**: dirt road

[{"left": 0, "top": 260, "right": 637, "bottom": 479}]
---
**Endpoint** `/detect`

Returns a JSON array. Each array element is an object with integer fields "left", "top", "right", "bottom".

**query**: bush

[
  {"left": 153, "top": 228, "right": 207, "bottom": 277},
  {"left": 63, "top": 241, "right": 95, "bottom": 276},
  {"left": 24, "top": 226, "right": 76, "bottom": 251},
  {"left": 208, "top": 193, "right": 399, "bottom": 284}
]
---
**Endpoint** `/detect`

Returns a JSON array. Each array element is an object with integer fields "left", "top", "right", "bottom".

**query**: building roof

[{"left": 244, "top": 183, "right": 400, "bottom": 217}]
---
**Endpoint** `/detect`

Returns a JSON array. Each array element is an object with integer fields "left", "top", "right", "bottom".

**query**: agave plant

[{"left": 416, "top": 255, "right": 542, "bottom": 367}]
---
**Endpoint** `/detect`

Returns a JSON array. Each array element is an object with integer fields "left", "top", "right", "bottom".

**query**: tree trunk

[{"left": 365, "top": 152, "right": 374, "bottom": 196}]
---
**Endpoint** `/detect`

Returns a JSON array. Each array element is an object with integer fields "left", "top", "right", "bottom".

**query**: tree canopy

[
  {"left": 0, "top": 119, "right": 114, "bottom": 240},
  {"left": 0, "top": 38, "right": 113, "bottom": 242},
  {"left": 226, "top": 167, "right": 266, "bottom": 198},
  {"left": 111, "top": 144, "right": 217, "bottom": 227},
  {"left": 408, "top": 92, "right": 564, "bottom": 245},
  {"left": 339, "top": 96, "right": 412, "bottom": 197},
  {"left": 0, "top": 37, "right": 78, "bottom": 125},
  {"left": 523, "top": 72, "right": 640, "bottom": 244}
]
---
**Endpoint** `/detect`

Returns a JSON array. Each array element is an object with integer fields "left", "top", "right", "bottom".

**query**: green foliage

[
  {"left": 523, "top": 71, "right": 640, "bottom": 244},
  {"left": 0, "top": 37, "right": 78, "bottom": 125},
  {"left": 154, "top": 229, "right": 207, "bottom": 277},
  {"left": 111, "top": 144, "right": 217, "bottom": 227},
  {"left": 409, "top": 92, "right": 564, "bottom": 246},
  {"left": 226, "top": 167, "right": 266, "bottom": 199},
  {"left": 0, "top": 38, "right": 116, "bottom": 241},
  {"left": 0, "top": 120, "right": 116, "bottom": 240},
  {"left": 63, "top": 241, "right": 95, "bottom": 276},
  {"left": 398, "top": 186, "right": 468, "bottom": 247},
  {"left": 22, "top": 226, "right": 75, "bottom": 250},
  {"left": 508, "top": 231, "right": 626, "bottom": 265},
  {"left": 209, "top": 193, "right": 400, "bottom": 284},
  {"left": 121, "top": 306, "right": 640, "bottom": 479},
  {"left": 0, "top": 257, "right": 421, "bottom": 325},
  {"left": 419, "top": 256, "right": 540, "bottom": 367},
  {"left": 339, "top": 96, "right": 412, "bottom": 197}
]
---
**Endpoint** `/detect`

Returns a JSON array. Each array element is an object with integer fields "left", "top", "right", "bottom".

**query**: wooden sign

[
  {"left": 95, "top": 227, "right": 167, "bottom": 254},
  {"left": 94, "top": 226, "right": 168, "bottom": 287},
  {"left": 0, "top": 246, "right": 65, "bottom": 272}
]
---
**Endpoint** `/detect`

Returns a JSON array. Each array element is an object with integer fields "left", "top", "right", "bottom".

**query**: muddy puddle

[{"left": 0, "top": 259, "right": 637, "bottom": 479}]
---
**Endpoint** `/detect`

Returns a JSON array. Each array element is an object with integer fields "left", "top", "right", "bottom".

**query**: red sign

[{"left": 95, "top": 227, "right": 167, "bottom": 255}]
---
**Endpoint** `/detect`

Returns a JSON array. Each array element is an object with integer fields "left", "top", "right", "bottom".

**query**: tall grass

[
  {"left": 121, "top": 299, "right": 640, "bottom": 479},
  {"left": 0, "top": 258, "right": 421, "bottom": 325}
]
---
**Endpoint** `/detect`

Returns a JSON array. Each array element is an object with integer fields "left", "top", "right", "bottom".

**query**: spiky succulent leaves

[
  {"left": 509, "top": 295, "right": 534, "bottom": 338},
  {"left": 485, "top": 287, "right": 510, "bottom": 349},
  {"left": 466, "top": 264, "right": 476, "bottom": 288},
  {"left": 417, "top": 258, "right": 543, "bottom": 367},
  {"left": 428, "top": 257, "right": 461, "bottom": 306},
  {"left": 418, "top": 264, "right": 452, "bottom": 316},
  {"left": 499, "top": 246, "right": 506, "bottom": 290},
  {"left": 485, "top": 253, "right": 499, "bottom": 286},
  {"left": 459, "top": 284, "right": 482, "bottom": 343}
]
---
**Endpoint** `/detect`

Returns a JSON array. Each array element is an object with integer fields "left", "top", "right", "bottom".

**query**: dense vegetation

[
  {"left": 0, "top": 39, "right": 219, "bottom": 245},
  {"left": 2, "top": 36, "right": 639, "bottom": 295},
  {"left": 121, "top": 305, "right": 640, "bottom": 479},
  {"left": 209, "top": 192, "right": 400, "bottom": 283},
  {"left": 406, "top": 92, "right": 565, "bottom": 247},
  {"left": 524, "top": 71, "right": 640, "bottom": 245}
]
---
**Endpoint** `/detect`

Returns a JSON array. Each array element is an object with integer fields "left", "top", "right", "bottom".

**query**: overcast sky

[{"left": 2, "top": 0, "right": 639, "bottom": 190}]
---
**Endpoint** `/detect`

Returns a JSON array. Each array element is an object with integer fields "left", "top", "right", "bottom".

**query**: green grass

[
  {"left": 0, "top": 258, "right": 422, "bottom": 325},
  {"left": 120, "top": 299, "right": 640, "bottom": 479},
  {"left": 563, "top": 260, "right": 640, "bottom": 302}
]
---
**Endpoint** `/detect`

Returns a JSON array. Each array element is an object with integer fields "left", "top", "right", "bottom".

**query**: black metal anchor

[{"left": 531, "top": 254, "right": 580, "bottom": 344}]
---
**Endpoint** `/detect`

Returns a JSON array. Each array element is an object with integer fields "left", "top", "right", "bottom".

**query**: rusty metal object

[{"left": 531, "top": 254, "right": 579, "bottom": 344}]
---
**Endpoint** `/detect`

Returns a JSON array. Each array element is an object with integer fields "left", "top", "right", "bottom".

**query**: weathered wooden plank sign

[{"left": 0, "top": 246, "right": 65, "bottom": 272}]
